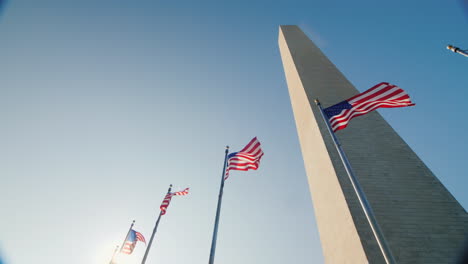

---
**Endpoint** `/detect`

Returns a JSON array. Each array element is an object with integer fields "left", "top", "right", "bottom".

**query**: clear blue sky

[{"left": 1, "top": 0, "right": 467, "bottom": 263}]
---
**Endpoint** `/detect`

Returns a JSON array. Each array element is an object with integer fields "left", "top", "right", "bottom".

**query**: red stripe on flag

[
  {"left": 327, "top": 82, "right": 415, "bottom": 132},
  {"left": 225, "top": 137, "right": 263, "bottom": 180},
  {"left": 159, "top": 188, "right": 189, "bottom": 215}
]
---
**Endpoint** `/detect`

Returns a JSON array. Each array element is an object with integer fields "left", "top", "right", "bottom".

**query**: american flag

[
  {"left": 121, "top": 229, "right": 146, "bottom": 255},
  {"left": 160, "top": 187, "right": 189, "bottom": 215},
  {"left": 225, "top": 137, "right": 264, "bottom": 180},
  {"left": 323, "top": 82, "right": 415, "bottom": 132}
]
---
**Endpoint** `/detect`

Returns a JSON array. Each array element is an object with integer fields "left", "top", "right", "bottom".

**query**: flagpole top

[
  {"left": 169, "top": 184, "right": 173, "bottom": 188},
  {"left": 314, "top": 99, "right": 321, "bottom": 105},
  {"left": 226, "top": 146, "right": 229, "bottom": 149}
]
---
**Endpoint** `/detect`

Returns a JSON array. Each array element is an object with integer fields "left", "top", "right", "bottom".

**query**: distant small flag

[
  {"left": 160, "top": 187, "right": 189, "bottom": 215},
  {"left": 324, "top": 82, "right": 415, "bottom": 132},
  {"left": 225, "top": 137, "right": 264, "bottom": 180},
  {"left": 121, "top": 229, "right": 146, "bottom": 255}
]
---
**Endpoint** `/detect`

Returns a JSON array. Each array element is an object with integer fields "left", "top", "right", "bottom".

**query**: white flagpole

[
  {"left": 108, "top": 245, "right": 120, "bottom": 264},
  {"left": 447, "top": 45, "right": 468, "bottom": 57},
  {"left": 314, "top": 99, "right": 397, "bottom": 264}
]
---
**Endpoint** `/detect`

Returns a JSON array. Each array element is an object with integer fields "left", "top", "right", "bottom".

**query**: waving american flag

[
  {"left": 121, "top": 229, "right": 146, "bottom": 255},
  {"left": 225, "top": 137, "right": 264, "bottom": 180},
  {"left": 324, "top": 82, "right": 415, "bottom": 132},
  {"left": 160, "top": 187, "right": 189, "bottom": 215}
]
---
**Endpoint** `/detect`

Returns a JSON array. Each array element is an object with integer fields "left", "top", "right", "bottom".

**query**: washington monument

[{"left": 278, "top": 25, "right": 468, "bottom": 263}]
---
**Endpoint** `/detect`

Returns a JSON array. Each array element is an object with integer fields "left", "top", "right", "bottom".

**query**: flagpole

[
  {"left": 108, "top": 245, "right": 120, "bottom": 264},
  {"left": 141, "top": 184, "right": 172, "bottom": 264},
  {"left": 314, "top": 99, "right": 397, "bottom": 264},
  {"left": 447, "top": 45, "right": 468, "bottom": 57},
  {"left": 208, "top": 146, "right": 229, "bottom": 264}
]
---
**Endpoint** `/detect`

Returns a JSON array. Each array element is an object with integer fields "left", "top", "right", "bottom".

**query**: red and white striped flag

[
  {"left": 135, "top": 231, "right": 146, "bottom": 244},
  {"left": 160, "top": 188, "right": 189, "bottom": 215},
  {"left": 121, "top": 229, "right": 146, "bottom": 255},
  {"left": 225, "top": 137, "right": 264, "bottom": 180},
  {"left": 324, "top": 82, "right": 415, "bottom": 132}
]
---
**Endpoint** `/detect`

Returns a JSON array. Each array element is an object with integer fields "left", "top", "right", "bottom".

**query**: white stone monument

[{"left": 278, "top": 25, "right": 468, "bottom": 264}]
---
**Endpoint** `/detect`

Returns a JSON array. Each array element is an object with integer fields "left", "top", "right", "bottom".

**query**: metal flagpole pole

[
  {"left": 208, "top": 146, "right": 229, "bottom": 264},
  {"left": 108, "top": 245, "right": 120, "bottom": 264},
  {"left": 141, "top": 184, "right": 172, "bottom": 264},
  {"left": 314, "top": 99, "right": 397, "bottom": 264}
]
